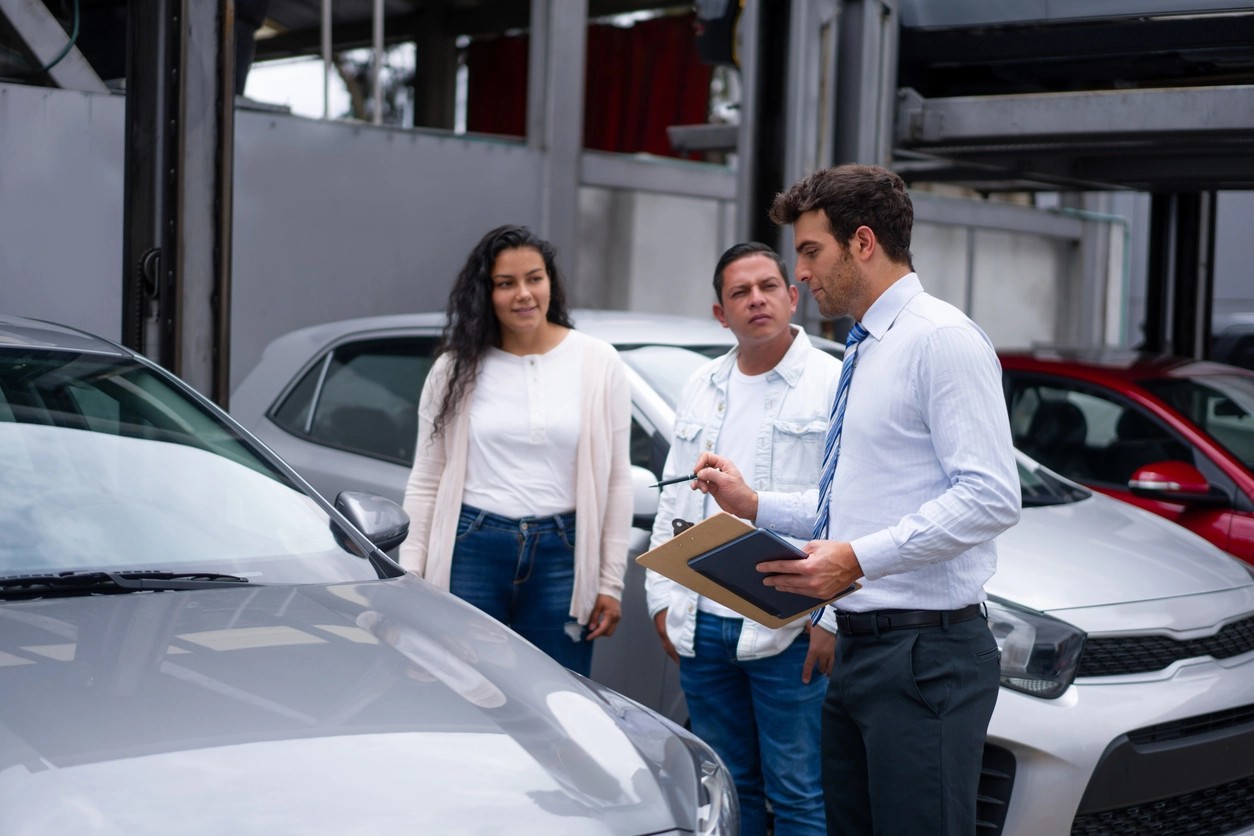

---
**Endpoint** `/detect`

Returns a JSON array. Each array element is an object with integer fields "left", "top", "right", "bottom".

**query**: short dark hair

[
  {"left": 712, "top": 241, "right": 790, "bottom": 302},
  {"left": 769, "top": 164, "right": 914, "bottom": 269}
]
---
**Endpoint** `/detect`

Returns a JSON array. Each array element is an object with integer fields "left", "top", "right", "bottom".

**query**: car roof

[
  {"left": 0, "top": 314, "right": 131, "bottom": 357},
  {"left": 997, "top": 346, "right": 1254, "bottom": 383},
  {"left": 247, "top": 308, "right": 844, "bottom": 357},
  {"left": 1213, "top": 311, "right": 1254, "bottom": 331}
]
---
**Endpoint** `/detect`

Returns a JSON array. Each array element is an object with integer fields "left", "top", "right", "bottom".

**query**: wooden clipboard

[{"left": 637, "top": 512, "right": 857, "bottom": 628}]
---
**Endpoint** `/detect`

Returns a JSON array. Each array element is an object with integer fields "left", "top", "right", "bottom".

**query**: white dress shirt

[{"left": 756, "top": 274, "right": 1021, "bottom": 612}]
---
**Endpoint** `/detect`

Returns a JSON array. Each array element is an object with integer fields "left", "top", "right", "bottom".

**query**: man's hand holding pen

[
  {"left": 692, "top": 451, "right": 865, "bottom": 601},
  {"left": 692, "top": 452, "right": 759, "bottom": 521}
]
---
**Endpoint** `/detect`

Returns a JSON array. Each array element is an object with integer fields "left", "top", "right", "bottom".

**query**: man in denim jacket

[{"left": 645, "top": 242, "right": 841, "bottom": 836}]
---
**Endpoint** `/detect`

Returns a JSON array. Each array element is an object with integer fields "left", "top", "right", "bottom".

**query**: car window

[
  {"left": 1007, "top": 377, "right": 1193, "bottom": 486},
  {"left": 0, "top": 350, "right": 378, "bottom": 582},
  {"left": 1018, "top": 459, "right": 1090, "bottom": 507},
  {"left": 1140, "top": 374, "right": 1254, "bottom": 472},
  {"left": 619, "top": 345, "right": 712, "bottom": 409},
  {"left": 271, "top": 337, "right": 438, "bottom": 465}
]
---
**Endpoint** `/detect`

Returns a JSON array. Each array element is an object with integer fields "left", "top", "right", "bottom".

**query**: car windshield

[
  {"left": 0, "top": 349, "right": 380, "bottom": 584},
  {"left": 619, "top": 345, "right": 713, "bottom": 408},
  {"left": 1017, "top": 459, "right": 1090, "bottom": 507},
  {"left": 619, "top": 343, "right": 1082, "bottom": 509},
  {"left": 1139, "top": 374, "right": 1254, "bottom": 472}
]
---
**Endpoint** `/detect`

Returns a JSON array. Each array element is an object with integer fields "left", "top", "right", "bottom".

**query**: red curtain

[
  {"left": 465, "top": 34, "right": 530, "bottom": 138},
  {"left": 465, "top": 13, "right": 712, "bottom": 160}
]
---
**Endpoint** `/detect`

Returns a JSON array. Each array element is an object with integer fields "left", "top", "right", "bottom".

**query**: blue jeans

[
  {"left": 448, "top": 504, "right": 592, "bottom": 676},
  {"left": 679, "top": 611, "right": 827, "bottom": 836}
]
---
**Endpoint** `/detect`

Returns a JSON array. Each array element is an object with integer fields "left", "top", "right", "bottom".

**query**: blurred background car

[
  {"left": 234, "top": 311, "right": 1254, "bottom": 836},
  {"left": 1000, "top": 348, "right": 1254, "bottom": 564},
  {"left": 0, "top": 314, "right": 736, "bottom": 835},
  {"left": 1213, "top": 311, "right": 1254, "bottom": 372}
]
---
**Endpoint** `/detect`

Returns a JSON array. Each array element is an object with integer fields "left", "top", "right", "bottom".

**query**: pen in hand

[{"left": 651, "top": 472, "right": 698, "bottom": 489}]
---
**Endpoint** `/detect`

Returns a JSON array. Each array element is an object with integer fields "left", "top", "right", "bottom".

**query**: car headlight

[
  {"left": 986, "top": 597, "right": 1086, "bottom": 699},
  {"left": 683, "top": 736, "right": 738, "bottom": 836},
  {"left": 574, "top": 674, "right": 737, "bottom": 834}
]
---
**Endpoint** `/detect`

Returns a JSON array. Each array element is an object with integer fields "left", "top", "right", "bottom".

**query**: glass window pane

[{"left": 308, "top": 338, "right": 438, "bottom": 464}]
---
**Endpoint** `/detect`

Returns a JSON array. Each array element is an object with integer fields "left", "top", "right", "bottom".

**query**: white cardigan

[{"left": 399, "top": 331, "right": 633, "bottom": 624}]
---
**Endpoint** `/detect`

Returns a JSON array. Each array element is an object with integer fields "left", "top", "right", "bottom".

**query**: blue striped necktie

[
  {"left": 813, "top": 322, "right": 870, "bottom": 542},
  {"left": 809, "top": 322, "right": 870, "bottom": 625}
]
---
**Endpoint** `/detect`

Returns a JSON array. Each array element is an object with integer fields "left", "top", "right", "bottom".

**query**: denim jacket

[{"left": 645, "top": 327, "right": 842, "bottom": 659}]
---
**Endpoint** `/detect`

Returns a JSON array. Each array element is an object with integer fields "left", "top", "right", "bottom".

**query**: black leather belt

[{"left": 834, "top": 603, "right": 984, "bottom": 636}]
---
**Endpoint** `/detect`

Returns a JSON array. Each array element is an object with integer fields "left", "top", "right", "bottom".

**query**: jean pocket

[
  {"left": 555, "top": 521, "right": 577, "bottom": 551},
  {"left": 454, "top": 509, "right": 480, "bottom": 541}
]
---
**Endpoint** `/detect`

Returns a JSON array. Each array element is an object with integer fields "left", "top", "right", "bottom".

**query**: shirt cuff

[
  {"left": 755, "top": 491, "right": 814, "bottom": 540},
  {"left": 850, "top": 529, "right": 899, "bottom": 580}
]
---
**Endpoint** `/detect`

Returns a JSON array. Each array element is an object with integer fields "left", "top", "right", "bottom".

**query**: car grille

[
  {"left": 1077, "top": 613, "right": 1254, "bottom": 677},
  {"left": 1127, "top": 703, "right": 1254, "bottom": 745},
  {"left": 1071, "top": 774, "right": 1254, "bottom": 836},
  {"left": 976, "top": 744, "right": 1016, "bottom": 835}
]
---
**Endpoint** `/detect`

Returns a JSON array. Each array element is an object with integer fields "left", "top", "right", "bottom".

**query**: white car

[{"left": 233, "top": 311, "right": 1254, "bottom": 836}]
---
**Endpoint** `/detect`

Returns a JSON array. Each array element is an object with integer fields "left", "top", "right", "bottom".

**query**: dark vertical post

[
  {"left": 122, "top": 0, "right": 180, "bottom": 364},
  {"left": 1170, "top": 191, "right": 1215, "bottom": 360},
  {"left": 1143, "top": 193, "right": 1174, "bottom": 353},
  {"left": 121, "top": 0, "right": 234, "bottom": 405},
  {"left": 1145, "top": 191, "right": 1215, "bottom": 359},
  {"left": 748, "top": 0, "right": 792, "bottom": 246}
]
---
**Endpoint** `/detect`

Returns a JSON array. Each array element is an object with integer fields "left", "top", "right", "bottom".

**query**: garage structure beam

[
  {"left": 895, "top": 86, "right": 1254, "bottom": 192},
  {"left": 121, "top": 0, "right": 235, "bottom": 406},
  {"left": 1144, "top": 192, "right": 1216, "bottom": 358},
  {"left": 528, "top": 0, "right": 588, "bottom": 303},
  {"left": 0, "top": 0, "right": 107, "bottom": 91}
]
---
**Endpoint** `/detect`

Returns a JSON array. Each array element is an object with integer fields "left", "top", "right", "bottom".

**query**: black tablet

[{"left": 687, "top": 528, "right": 830, "bottom": 619}]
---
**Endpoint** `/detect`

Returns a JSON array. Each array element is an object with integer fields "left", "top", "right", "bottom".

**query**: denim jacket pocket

[
  {"left": 673, "top": 420, "right": 703, "bottom": 442},
  {"left": 770, "top": 418, "right": 828, "bottom": 490}
]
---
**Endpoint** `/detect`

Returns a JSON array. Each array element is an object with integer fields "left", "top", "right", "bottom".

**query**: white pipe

[
  {"left": 372, "top": 0, "right": 384, "bottom": 124},
  {"left": 322, "top": 0, "right": 332, "bottom": 118}
]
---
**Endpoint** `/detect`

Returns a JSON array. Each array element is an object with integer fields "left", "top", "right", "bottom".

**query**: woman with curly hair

[{"left": 399, "top": 224, "right": 632, "bottom": 675}]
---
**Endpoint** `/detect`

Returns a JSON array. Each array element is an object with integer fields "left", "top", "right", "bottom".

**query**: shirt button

[
  {"left": 705, "top": 440, "right": 713, "bottom": 450},
  {"left": 717, "top": 402, "right": 724, "bottom": 412}
]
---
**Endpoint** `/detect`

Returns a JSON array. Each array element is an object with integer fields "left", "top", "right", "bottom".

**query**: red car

[{"left": 999, "top": 349, "right": 1254, "bottom": 564}]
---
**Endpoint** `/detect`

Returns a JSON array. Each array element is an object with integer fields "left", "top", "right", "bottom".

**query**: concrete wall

[{"left": 3, "top": 81, "right": 1136, "bottom": 396}]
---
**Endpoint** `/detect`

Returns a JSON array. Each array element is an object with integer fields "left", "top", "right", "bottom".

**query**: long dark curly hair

[{"left": 431, "top": 224, "right": 574, "bottom": 438}]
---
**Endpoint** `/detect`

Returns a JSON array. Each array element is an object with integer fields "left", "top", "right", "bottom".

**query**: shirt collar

[
  {"left": 711, "top": 325, "right": 811, "bottom": 387},
  {"left": 861, "top": 273, "right": 924, "bottom": 342}
]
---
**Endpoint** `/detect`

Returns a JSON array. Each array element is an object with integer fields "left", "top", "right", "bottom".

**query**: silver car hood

[
  {"left": 991, "top": 490, "right": 1253, "bottom": 612},
  {"left": 0, "top": 577, "right": 690, "bottom": 835}
]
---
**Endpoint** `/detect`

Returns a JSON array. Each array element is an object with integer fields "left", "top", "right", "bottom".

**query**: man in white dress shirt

[{"left": 691, "top": 164, "right": 1021, "bottom": 835}]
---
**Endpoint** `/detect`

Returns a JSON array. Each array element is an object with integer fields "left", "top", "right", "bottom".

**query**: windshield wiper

[{"left": 0, "top": 570, "right": 253, "bottom": 600}]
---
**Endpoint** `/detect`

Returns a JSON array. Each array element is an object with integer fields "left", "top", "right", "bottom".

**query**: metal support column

[
  {"left": 782, "top": 0, "right": 840, "bottom": 331},
  {"left": 833, "top": 0, "right": 897, "bottom": 166},
  {"left": 122, "top": 0, "right": 235, "bottom": 405},
  {"left": 528, "top": 0, "right": 587, "bottom": 301},
  {"left": 1144, "top": 192, "right": 1216, "bottom": 358},
  {"left": 412, "top": 1, "right": 457, "bottom": 129}
]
